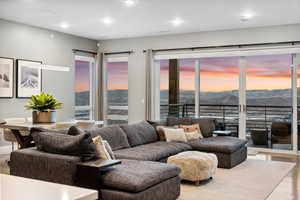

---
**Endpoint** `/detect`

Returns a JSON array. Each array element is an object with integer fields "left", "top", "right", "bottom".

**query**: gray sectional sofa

[{"left": 10, "top": 117, "right": 247, "bottom": 200}]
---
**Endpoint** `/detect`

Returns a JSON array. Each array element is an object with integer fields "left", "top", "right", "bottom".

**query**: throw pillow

[
  {"left": 31, "top": 128, "right": 96, "bottom": 161},
  {"left": 68, "top": 125, "right": 84, "bottom": 136},
  {"left": 180, "top": 124, "right": 204, "bottom": 139},
  {"left": 163, "top": 128, "right": 187, "bottom": 143},
  {"left": 93, "top": 136, "right": 112, "bottom": 160},
  {"left": 103, "top": 140, "right": 116, "bottom": 159},
  {"left": 156, "top": 125, "right": 179, "bottom": 141},
  {"left": 185, "top": 130, "right": 202, "bottom": 141}
]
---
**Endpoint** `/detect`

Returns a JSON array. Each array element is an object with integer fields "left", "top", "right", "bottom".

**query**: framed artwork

[
  {"left": 0, "top": 57, "right": 14, "bottom": 98},
  {"left": 16, "top": 59, "right": 42, "bottom": 98}
]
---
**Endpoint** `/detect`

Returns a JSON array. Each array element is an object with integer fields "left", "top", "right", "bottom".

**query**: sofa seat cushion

[
  {"left": 189, "top": 136, "right": 247, "bottom": 154},
  {"left": 100, "top": 159, "right": 180, "bottom": 193},
  {"left": 114, "top": 141, "right": 192, "bottom": 161},
  {"left": 88, "top": 126, "right": 130, "bottom": 151},
  {"left": 120, "top": 121, "right": 158, "bottom": 147}
]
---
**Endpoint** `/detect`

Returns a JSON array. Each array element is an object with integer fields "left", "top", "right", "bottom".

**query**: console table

[
  {"left": 0, "top": 121, "right": 104, "bottom": 149},
  {"left": 0, "top": 174, "right": 98, "bottom": 200}
]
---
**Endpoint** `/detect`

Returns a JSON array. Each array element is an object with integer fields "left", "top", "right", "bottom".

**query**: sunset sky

[
  {"left": 75, "top": 60, "right": 90, "bottom": 92},
  {"left": 160, "top": 54, "right": 294, "bottom": 92},
  {"left": 107, "top": 62, "right": 128, "bottom": 90},
  {"left": 76, "top": 54, "right": 299, "bottom": 93}
]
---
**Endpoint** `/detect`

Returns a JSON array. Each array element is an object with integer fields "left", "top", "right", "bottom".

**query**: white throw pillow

[
  {"left": 103, "top": 140, "right": 116, "bottom": 159},
  {"left": 92, "top": 136, "right": 112, "bottom": 159},
  {"left": 163, "top": 128, "right": 187, "bottom": 143},
  {"left": 185, "top": 130, "right": 201, "bottom": 141},
  {"left": 179, "top": 124, "right": 204, "bottom": 139},
  {"left": 156, "top": 125, "right": 178, "bottom": 141}
]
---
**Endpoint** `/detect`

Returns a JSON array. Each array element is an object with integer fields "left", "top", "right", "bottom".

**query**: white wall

[
  {"left": 99, "top": 24, "right": 300, "bottom": 123},
  {"left": 0, "top": 19, "right": 97, "bottom": 121}
]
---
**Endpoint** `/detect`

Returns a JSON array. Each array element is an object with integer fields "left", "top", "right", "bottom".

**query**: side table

[
  {"left": 213, "top": 130, "right": 232, "bottom": 137},
  {"left": 77, "top": 159, "right": 122, "bottom": 199}
]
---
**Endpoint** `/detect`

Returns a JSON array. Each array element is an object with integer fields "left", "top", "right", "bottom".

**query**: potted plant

[{"left": 25, "top": 93, "right": 62, "bottom": 123}]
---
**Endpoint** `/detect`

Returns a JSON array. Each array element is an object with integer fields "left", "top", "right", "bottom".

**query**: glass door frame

[
  {"left": 154, "top": 49, "right": 300, "bottom": 155},
  {"left": 74, "top": 55, "right": 95, "bottom": 120}
]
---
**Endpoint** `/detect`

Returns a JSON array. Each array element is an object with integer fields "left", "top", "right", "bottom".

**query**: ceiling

[{"left": 0, "top": 0, "right": 299, "bottom": 40}]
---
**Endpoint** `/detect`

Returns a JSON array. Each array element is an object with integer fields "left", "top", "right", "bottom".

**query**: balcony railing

[
  {"left": 107, "top": 103, "right": 128, "bottom": 125},
  {"left": 160, "top": 104, "right": 294, "bottom": 135}
]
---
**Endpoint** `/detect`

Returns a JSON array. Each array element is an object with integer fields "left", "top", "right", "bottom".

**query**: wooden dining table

[{"left": 0, "top": 121, "right": 104, "bottom": 149}]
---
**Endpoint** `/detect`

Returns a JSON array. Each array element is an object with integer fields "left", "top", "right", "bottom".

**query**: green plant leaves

[{"left": 25, "top": 92, "right": 62, "bottom": 112}]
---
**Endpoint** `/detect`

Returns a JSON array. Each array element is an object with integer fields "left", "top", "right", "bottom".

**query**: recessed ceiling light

[
  {"left": 102, "top": 17, "right": 114, "bottom": 25},
  {"left": 123, "top": 0, "right": 136, "bottom": 7},
  {"left": 59, "top": 22, "right": 69, "bottom": 29},
  {"left": 241, "top": 11, "right": 255, "bottom": 21},
  {"left": 171, "top": 17, "right": 184, "bottom": 26}
]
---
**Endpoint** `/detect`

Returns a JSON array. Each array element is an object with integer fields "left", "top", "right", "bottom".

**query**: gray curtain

[
  {"left": 95, "top": 52, "right": 105, "bottom": 121},
  {"left": 145, "top": 49, "right": 154, "bottom": 120}
]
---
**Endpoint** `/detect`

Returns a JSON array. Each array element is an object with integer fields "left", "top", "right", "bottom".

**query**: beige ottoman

[{"left": 167, "top": 151, "right": 218, "bottom": 185}]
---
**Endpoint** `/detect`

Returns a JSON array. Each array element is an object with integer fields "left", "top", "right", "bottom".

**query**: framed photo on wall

[
  {"left": 0, "top": 57, "right": 14, "bottom": 98},
  {"left": 16, "top": 59, "right": 42, "bottom": 98}
]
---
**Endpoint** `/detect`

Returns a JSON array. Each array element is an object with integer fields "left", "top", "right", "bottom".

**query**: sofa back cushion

[
  {"left": 88, "top": 126, "right": 130, "bottom": 151},
  {"left": 191, "top": 118, "right": 216, "bottom": 138},
  {"left": 166, "top": 117, "right": 216, "bottom": 138},
  {"left": 31, "top": 128, "right": 96, "bottom": 161},
  {"left": 167, "top": 117, "right": 192, "bottom": 126},
  {"left": 147, "top": 120, "right": 167, "bottom": 129},
  {"left": 120, "top": 121, "right": 158, "bottom": 147}
]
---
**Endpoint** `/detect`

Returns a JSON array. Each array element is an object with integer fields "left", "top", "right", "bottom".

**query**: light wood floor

[{"left": 248, "top": 153, "right": 299, "bottom": 200}]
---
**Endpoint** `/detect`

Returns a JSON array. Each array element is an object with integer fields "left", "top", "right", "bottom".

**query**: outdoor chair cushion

[
  {"left": 120, "top": 121, "right": 158, "bottom": 147},
  {"left": 88, "top": 126, "right": 130, "bottom": 151},
  {"left": 189, "top": 136, "right": 247, "bottom": 154},
  {"left": 100, "top": 159, "right": 180, "bottom": 193},
  {"left": 114, "top": 141, "right": 192, "bottom": 161}
]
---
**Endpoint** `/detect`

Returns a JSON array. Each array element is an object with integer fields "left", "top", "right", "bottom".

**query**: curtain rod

[
  {"left": 72, "top": 49, "right": 97, "bottom": 55},
  {"left": 143, "top": 41, "right": 300, "bottom": 53},
  {"left": 104, "top": 50, "right": 133, "bottom": 55}
]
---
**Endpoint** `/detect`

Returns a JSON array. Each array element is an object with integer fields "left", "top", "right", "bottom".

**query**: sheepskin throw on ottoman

[{"left": 168, "top": 151, "right": 218, "bottom": 185}]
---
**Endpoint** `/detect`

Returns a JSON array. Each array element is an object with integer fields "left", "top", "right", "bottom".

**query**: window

[
  {"left": 74, "top": 56, "right": 95, "bottom": 120},
  {"left": 160, "top": 60, "right": 169, "bottom": 119},
  {"left": 179, "top": 59, "right": 195, "bottom": 105},
  {"left": 106, "top": 58, "right": 128, "bottom": 125}
]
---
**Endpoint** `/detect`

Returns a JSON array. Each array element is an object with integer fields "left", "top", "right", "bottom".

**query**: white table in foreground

[{"left": 0, "top": 174, "right": 98, "bottom": 200}]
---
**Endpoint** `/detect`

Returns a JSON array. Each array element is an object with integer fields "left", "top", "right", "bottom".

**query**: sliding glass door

[
  {"left": 106, "top": 58, "right": 129, "bottom": 125},
  {"left": 245, "top": 55, "right": 293, "bottom": 150},
  {"left": 156, "top": 49, "right": 300, "bottom": 153}
]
